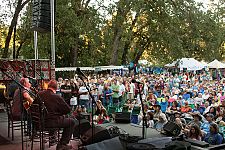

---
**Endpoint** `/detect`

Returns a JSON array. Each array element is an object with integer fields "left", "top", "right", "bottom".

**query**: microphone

[
  {"left": 131, "top": 79, "right": 143, "bottom": 84},
  {"left": 76, "top": 67, "right": 88, "bottom": 80}
]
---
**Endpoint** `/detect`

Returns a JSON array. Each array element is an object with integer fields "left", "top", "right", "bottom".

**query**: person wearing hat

[
  {"left": 187, "top": 112, "right": 202, "bottom": 127},
  {"left": 153, "top": 104, "right": 167, "bottom": 123}
]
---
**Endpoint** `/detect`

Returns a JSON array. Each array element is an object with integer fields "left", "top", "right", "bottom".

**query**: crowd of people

[
  {"left": 56, "top": 71, "right": 225, "bottom": 145},
  {"left": 3, "top": 70, "right": 225, "bottom": 149}
]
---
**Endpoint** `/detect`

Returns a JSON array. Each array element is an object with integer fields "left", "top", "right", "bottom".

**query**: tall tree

[{"left": 2, "top": 0, "right": 30, "bottom": 58}]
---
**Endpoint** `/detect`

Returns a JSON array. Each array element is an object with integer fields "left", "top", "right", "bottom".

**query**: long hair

[{"left": 189, "top": 124, "right": 201, "bottom": 139}]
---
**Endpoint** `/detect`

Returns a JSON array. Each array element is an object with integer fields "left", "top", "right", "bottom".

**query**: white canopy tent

[
  {"left": 201, "top": 61, "right": 208, "bottom": 67},
  {"left": 208, "top": 59, "right": 225, "bottom": 69},
  {"left": 178, "top": 58, "right": 205, "bottom": 70}
]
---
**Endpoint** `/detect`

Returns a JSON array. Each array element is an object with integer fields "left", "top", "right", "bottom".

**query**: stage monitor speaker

[
  {"left": 115, "top": 112, "right": 130, "bottom": 123},
  {"left": 32, "top": 0, "right": 51, "bottom": 32},
  {"left": 81, "top": 126, "right": 111, "bottom": 145},
  {"left": 163, "top": 121, "right": 181, "bottom": 136}
]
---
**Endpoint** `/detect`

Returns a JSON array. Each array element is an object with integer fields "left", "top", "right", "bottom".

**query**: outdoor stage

[{"left": 0, "top": 111, "right": 163, "bottom": 150}]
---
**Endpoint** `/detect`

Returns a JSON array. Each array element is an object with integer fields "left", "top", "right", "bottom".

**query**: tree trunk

[
  {"left": 13, "top": 25, "right": 17, "bottom": 59},
  {"left": 121, "top": 42, "right": 129, "bottom": 65},
  {"left": 110, "top": 28, "right": 122, "bottom": 65},
  {"left": 2, "top": 0, "right": 30, "bottom": 58},
  {"left": 121, "top": 13, "right": 139, "bottom": 65},
  {"left": 16, "top": 41, "right": 25, "bottom": 59},
  {"left": 71, "top": 36, "right": 79, "bottom": 67}
]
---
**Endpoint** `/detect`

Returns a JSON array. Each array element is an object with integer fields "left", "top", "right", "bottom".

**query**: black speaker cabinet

[
  {"left": 115, "top": 112, "right": 131, "bottom": 123},
  {"left": 81, "top": 126, "right": 111, "bottom": 145},
  {"left": 163, "top": 121, "right": 181, "bottom": 136}
]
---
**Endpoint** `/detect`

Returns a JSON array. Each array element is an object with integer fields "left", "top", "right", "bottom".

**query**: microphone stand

[
  {"left": 137, "top": 82, "right": 147, "bottom": 139},
  {"left": 78, "top": 76, "right": 96, "bottom": 144}
]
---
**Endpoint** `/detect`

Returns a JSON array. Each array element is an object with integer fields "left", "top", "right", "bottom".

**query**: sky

[{"left": 0, "top": 0, "right": 209, "bottom": 25}]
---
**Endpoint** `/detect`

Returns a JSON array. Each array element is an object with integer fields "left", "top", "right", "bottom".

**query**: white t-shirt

[
  {"left": 119, "top": 84, "right": 125, "bottom": 97},
  {"left": 194, "top": 97, "right": 204, "bottom": 105},
  {"left": 79, "top": 86, "right": 89, "bottom": 100},
  {"left": 202, "top": 94, "right": 209, "bottom": 100},
  {"left": 98, "top": 84, "right": 104, "bottom": 95},
  {"left": 130, "top": 83, "right": 135, "bottom": 94}
]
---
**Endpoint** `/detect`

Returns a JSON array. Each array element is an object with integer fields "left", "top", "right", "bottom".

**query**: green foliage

[{"left": 1, "top": 0, "right": 224, "bottom": 66}]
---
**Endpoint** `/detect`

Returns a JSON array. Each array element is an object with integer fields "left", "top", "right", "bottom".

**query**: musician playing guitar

[
  {"left": 11, "top": 77, "right": 33, "bottom": 135},
  {"left": 12, "top": 77, "right": 34, "bottom": 118}
]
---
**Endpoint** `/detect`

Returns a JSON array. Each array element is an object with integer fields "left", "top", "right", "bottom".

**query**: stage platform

[
  {"left": 0, "top": 112, "right": 162, "bottom": 150},
  {"left": 1, "top": 111, "right": 225, "bottom": 150}
]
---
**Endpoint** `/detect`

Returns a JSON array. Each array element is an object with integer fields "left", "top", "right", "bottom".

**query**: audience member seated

[
  {"left": 209, "top": 107, "right": 218, "bottom": 119},
  {"left": 201, "top": 113, "right": 214, "bottom": 136},
  {"left": 203, "top": 101, "right": 211, "bottom": 115},
  {"left": 192, "top": 103, "right": 204, "bottom": 115},
  {"left": 194, "top": 93, "right": 204, "bottom": 106},
  {"left": 140, "top": 111, "right": 154, "bottom": 128},
  {"left": 153, "top": 113, "right": 167, "bottom": 131},
  {"left": 153, "top": 104, "right": 167, "bottom": 130},
  {"left": 184, "top": 124, "right": 202, "bottom": 141},
  {"left": 174, "top": 111, "right": 186, "bottom": 125},
  {"left": 180, "top": 101, "right": 192, "bottom": 113},
  {"left": 95, "top": 100, "right": 104, "bottom": 116},
  {"left": 124, "top": 99, "right": 134, "bottom": 112},
  {"left": 211, "top": 99, "right": 219, "bottom": 108},
  {"left": 96, "top": 108, "right": 110, "bottom": 124},
  {"left": 187, "top": 112, "right": 202, "bottom": 127},
  {"left": 167, "top": 101, "right": 180, "bottom": 112},
  {"left": 138, "top": 104, "right": 149, "bottom": 125},
  {"left": 203, "top": 123, "right": 223, "bottom": 145},
  {"left": 216, "top": 109, "right": 225, "bottom": 124}
]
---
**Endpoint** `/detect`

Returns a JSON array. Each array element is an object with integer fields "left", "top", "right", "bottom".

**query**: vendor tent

[
  {"left": 176, "top": 58, "right": 205, "bottom": 70},
  {"left": 208, "top": 59, "right": 225, "bottom": 69}
]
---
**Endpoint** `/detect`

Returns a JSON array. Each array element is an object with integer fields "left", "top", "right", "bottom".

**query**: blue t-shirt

[
  {"left": 204, "top": 133, "right": 223, "bottom": 145},
  {"left": 183, "top": 93, "right": 190, "bottom": 100},
  {"left": 201, "top": 122, "right": 211, "bottom": 134}
]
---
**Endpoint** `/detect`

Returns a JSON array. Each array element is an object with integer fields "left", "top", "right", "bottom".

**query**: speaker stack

[{"left": 32, "top": 0, "right": 51, "bottom": 32}]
